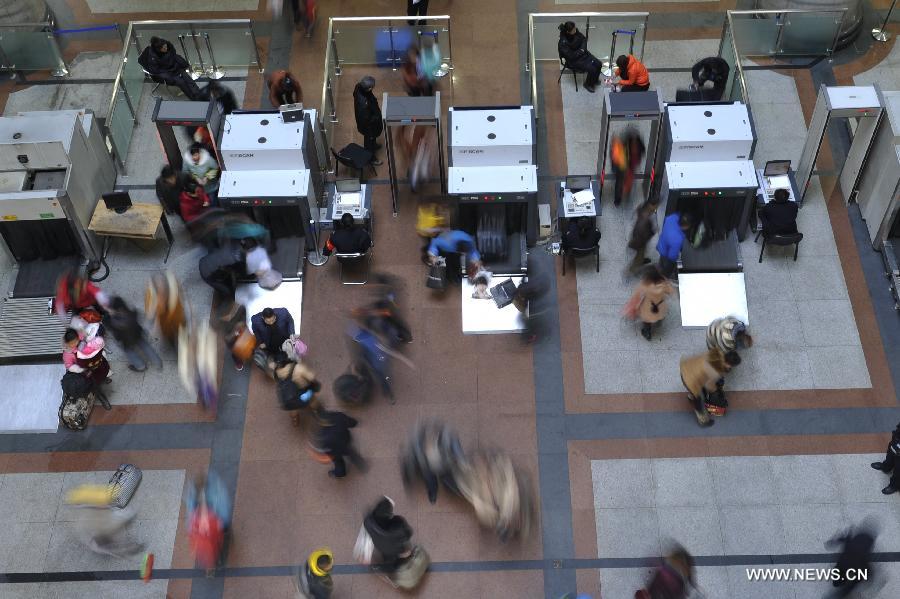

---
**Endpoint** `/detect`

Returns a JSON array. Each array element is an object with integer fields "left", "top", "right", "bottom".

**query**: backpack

[
  {"left": 333, "top": 366, "right": 373, "bottom": 405},
  {"left": 61, "top": 371, "right": 93, "bottom": 398}
]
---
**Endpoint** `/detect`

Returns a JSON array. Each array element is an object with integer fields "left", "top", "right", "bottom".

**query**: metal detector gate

[
  {"left": 596, "top": 89, "right": 663, "bottom": 204},
  {"left": 151, "top": 98, "right": 224, "bottom": 170},
  {"left": 796, "top": 85, "right": 884, "bottom": 204},
  {"left": 382, "top": 92, "right": 445, "bottom": 216}
]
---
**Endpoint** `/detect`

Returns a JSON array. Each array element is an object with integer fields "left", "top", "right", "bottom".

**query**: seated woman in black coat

[{"left": 558, "top": 21, "right": 603, "bottom": 93}]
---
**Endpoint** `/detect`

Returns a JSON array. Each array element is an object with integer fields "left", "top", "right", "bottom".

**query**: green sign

[{"left": 39, "top": 213, "right": 55, "bottom": 219}]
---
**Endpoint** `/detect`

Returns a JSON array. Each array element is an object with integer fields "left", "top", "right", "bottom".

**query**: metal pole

[
  {"left": 307, "top": 219, "right": 328, "bottom": 266},
  {"left": 773, "top": 14, "right": 786, "bottom": 54},
  {"left": 178, "top": 34, "right": 202, "bottom": 80},
  {"left": 120, "top": 85, "right": 136, "bottom": 123},
  {"left": 873, "top": 0, "right": 897, "bottom": 42},
  {"left": 604, "top": 31, "right": 617, "bottom": 78},
  {"left": 387, "top": 124, "right": 399, "bottom": 216},
  {"left": 189, "top": 25, "right": 206, "bottom": 80},
  {"left": 330, "top": 30, "right": 342, "bottom": 75},
  {"left": 638, "top": 15, "right": 647, "bottom": 62},
  {"left": 248, "top": 22, "right": 263, "bottom": 72},
  {"left": 326, "top": 79, "right": 337, "bottom": 123},
  {"left": 203, "top": 32, "right": 225, "bottom": 79}
]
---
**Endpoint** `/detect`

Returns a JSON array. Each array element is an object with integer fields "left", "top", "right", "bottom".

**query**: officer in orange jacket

[{"left": 614, "top": 54, "right": 650, "bottom": 92}]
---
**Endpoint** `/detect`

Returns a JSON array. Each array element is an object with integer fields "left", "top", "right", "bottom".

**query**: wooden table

[{"left": 88, "top": 202, "right": 174, "bottom": 263}]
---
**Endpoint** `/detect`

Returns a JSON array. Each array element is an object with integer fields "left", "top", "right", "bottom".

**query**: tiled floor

[{"left": 591, "top": 454, "right": 900, "bottom": 598}]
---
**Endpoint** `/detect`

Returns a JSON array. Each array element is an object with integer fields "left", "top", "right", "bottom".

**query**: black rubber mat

[{"left": 12, "top": 255, "right": 80, "bottom": 298}]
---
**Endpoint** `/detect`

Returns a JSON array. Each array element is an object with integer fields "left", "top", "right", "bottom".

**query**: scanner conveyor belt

[{"left": 679, "top": 231, "right": 742, "bottom": 273}]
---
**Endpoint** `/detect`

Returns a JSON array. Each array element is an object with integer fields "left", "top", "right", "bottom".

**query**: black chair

[
  {"left": 755, "top": 229, "right": 803, "bottom": 263},
  {"left": 332, "top": 144, "right": 377, "bottom": 180},
  {"left": 558, "top": 57, "right": 584, "bottom": 91},
  {"left": 561, "top": 243, "right": 600, "bottom": 275},
  {"left": 143, "top": 68, "right": 174, "bottom": 98}
]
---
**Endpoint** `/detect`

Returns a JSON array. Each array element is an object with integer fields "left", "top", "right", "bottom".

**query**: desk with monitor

[
  {"left": 88, "top": 191, "right": 174, "bottom": 263},
  {"left": 557, "top": 175, "right": 601, "bottom": 229},
  {"left": 326, "top": 178, "right": 373, "bottom": 228},
  {"left": 753, "top": 159, "right": 800, "bottom": 233}
]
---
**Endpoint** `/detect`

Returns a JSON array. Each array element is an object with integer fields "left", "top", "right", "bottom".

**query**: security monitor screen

[
  {"left": 336, "top": 178, "right": 361, "bottom": 193},
  {"left": 763, "top": 160, "right": 791, "bottom": 176},
  {"left": 566, "top": 176, "right": 592, "bottom": 192}
]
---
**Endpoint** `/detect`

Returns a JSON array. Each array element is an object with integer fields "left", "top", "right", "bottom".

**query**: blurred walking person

[
  {"left": 825, "top": 518, "right": 879, "bottom": 597},
  {"left": 297, "top": 548, "right": 334, "bottom": 599},
  {"left": 610, "top": 128, "right": 645, "bottom": 206},
  {"left": 266, "top": 69, "right": 303, "bottom": 107},
  {"left": 66, "top": 485, "right": 144, "bottom": 557},
  {"left": 679, "top": 348, "right": 740, "bottom": 427},
  {"left": 636, "top": 544, "right": 696, "bottom": 599},
  {"left": 104, "top": 296, "right": 162, "bottom": 372},
  {"left": 628, "top": 199, "right": 658, "bottom": 274},
  {"left": 704, "top": 316, "right": 752, "bottom": 416},
  {"left": 362, "top": 496, "right": 414, "bottom": 573},
  {"left": 313, "top": 407, "right": 367, "bottom": 478},
  {"left": 145, "top": 272, "right": 186, "bottom": 347},
  {"left": 624, "top": 265, "right": 675, "bottom": 341}
]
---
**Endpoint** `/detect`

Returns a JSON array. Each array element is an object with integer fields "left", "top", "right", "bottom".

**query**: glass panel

[
  {"left": 532, "top": 16, "right": 573, "bottom": 61},
  {"left": 779, "top": 12, "right": 842, "bottom": 55},
  {"left": 121, "top": 39, "right": 146, "bottom": 115},
  {"left": 133, "top": 29, "right": 206, "bottom": 74},
  {"left": 0, "top": 30, "right": 64, "bottom": 71},
  {"left": 333, "top": 21, "right": 385, "bottom": 65},
  {"left": 108, "top": 90, "right": 134, "bottom": 165},
  {"left": 730, "top": 14, "right": 779, "bottom": 56},
  {"left": 719, "top": 22, "right": 738, "bottom": 103},
  {"left": 200, "top": 25, "right": 258, "bottom": 68}
]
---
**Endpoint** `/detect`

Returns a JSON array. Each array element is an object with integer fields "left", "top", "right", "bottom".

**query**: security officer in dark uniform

[{"left": 870, "top": 421, "right": 900, "bottom": 494}]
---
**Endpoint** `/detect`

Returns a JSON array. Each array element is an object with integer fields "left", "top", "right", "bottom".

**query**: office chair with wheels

[{"left": 143, "top": 69, "right": 175, "bottom": 98}]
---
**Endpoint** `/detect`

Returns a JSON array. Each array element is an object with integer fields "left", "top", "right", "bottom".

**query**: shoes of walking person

[
  {"left": 640, "top": 327, "right": 652, "bottom": 341},
  {"left": 871, "top": 462, "right": 889, "bottom": 472},
  {"left": 642, "top": 258, "right": 651, "bottom": 265},
  {"left": 584, "top": 84, "right": 596, "bottom": 93},
  {"left": 371, "top": 159, "right": 383, "bottom": 166},
  {"left": 882, "top": 484, "right": 898, "bottom": 495},
  {"left": 328, "top": 470, "right": 345, "bottom": 479},
  {"left": 127, "top": 365, "right": 146, "bottom": 373}
]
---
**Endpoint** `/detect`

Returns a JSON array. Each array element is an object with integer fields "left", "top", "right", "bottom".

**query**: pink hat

[{"left": 75, "top": 336, "right": 105, "bottom": 359}]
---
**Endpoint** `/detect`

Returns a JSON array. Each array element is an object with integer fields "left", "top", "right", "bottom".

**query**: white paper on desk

[
  {"left": 766, "top": 175, "right": 791, "bottom": 190},
  {"left": 573, "top": 189, "right": 594, "bottom": 206},
  {"left": 337, "top": 192, "right": 361, "bottom": 207}
]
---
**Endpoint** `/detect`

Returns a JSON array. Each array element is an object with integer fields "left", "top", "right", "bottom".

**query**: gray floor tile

[
  {"left": 0, "top": 473, "right": 65, "bottom": 523},
  {"left": 139, "top": 368, "right": 194, "bottom": 404},
  {"left": 582, "top": 349, "right": 642, "bottom": 394},
  {"left": 742, "top": 257, "right": 796, "bottom": 302},
  {"left": 731, "top": 347, "right": 814, "bottom": 392},
  {"left": 591, "top": 459, "right": 654, "bottom": 509},
  {"left": 744, "top": 68, "right": 802, "bottom": 105},
  {"left": 652, "top": 458, "right": 716, "bottom": 507},
  {"left": 779, "top": 503, "right": 846, "bottom": 553},
  {"left": 794, "top": 208, "right": 838, "bottom": 256},
  {"left": 126, "top": 471, "right": 185, "bottom": 521},
  {"left": 0, "top": 522, "right": 52, "bottom": 572},
  {"left": 788, "top": 255, "right": 850, "bottom": 300},
  {"left": 597, "top": 568, "right": 654, "bottom": 598},
  {"left": 638, "top": 348, "right": 686, "bottom": 394},
  {"left": 0, "top": 584, "right": 45, "bottom": 599},
  {"left": 576, "top": 258, "right": 635, "bottom": 304},
  {"left": 567, "top": 140, "right": 599, "bottom": 177},
  {"left": 831, "top": 453, "right": 892, "bottom": 503},
  {"left": 595, "top": 508, "right": 661, "bottom": 557},
  {"left": 725, "top": 564, "right": 797, "bottom": 599},
  {"left": 710, "top": 456, "right": 777, "bottom": 506},
  {"left": 720, "top": 505, "right": 788, "bottom": 555},
  {"left": 808, "top": 346, "right": 871, "bottom": 389},
  {"left": 579, "top": 303, "right": 643, "bottom": 352},
  {"left": 642, "top": 39, "right": 721, "bottom": 69},
  {"left": 770, "top": 455, "right": 842, "bottom": 505},
  {"left": 797, "top": 300, "right": 861, "bottom": 347},
  {"left": 744, "top": 299, "right": 805, "bottom": 350},
  {"left": 657, "top": 506, "right": 725, "bottom": 556},
  {"left": 693, "top": 566, "right": 731, "bottom": 599},
  {"left": 38, "top": 580, "right": 170, "bottom": 599}
]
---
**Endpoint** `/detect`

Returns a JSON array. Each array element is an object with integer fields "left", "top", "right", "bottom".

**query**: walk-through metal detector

[
  {"left": 596, "top": 89, "right": 663, "bottom": 204},
  {"left": 151, "top": 98, "right": 224, "bottom": 171},
  {"left": 795, "top": 85, "right": 884, "bottom": 204},
  {"left": 382, "top": 92, "right": 445, "bottom": 216}
]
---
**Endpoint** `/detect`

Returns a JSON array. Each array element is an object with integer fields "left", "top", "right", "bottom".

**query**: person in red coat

[{"left": 179, "top": 180, "right": 211, "bottom": 223}]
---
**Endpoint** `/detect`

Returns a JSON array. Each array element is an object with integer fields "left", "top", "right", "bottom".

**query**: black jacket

[
  {"left": 364, "top": 500, "right": 413, "bottom": 562},
  {"left": 325, "top": 226, "right": 371, "bottom": 255},
  {"left": 760, "top": 199, "right": 799, "bottom": 235},
  {"left": 691, "top": 56, "right": 730, "bottom": 88},
  {"left": 316, "top": 410, "right": 358, "bottom": 456},
  {"left": 353, "top": 84, "right": 383, "bottom": 137},
  {"left": 103, "top": 304, "right": 144, "bottom": 348},
  {"left": 251, "top": 308, "right": 295, "bottom": 351},
  {"left": 155, "top": 171, "right": 190, "bottom": 215},
  {"left": 558, "top": 32, "right": 597, "bottom": 72},
  {"left": 198, "top": 84, "right": 239, "bottom": 115},
  {"left": 629, "top": 210, "right": 657, "bottom": 250},
  {"left": 138, "top": 40, "right": 189, "bottom": 76}
]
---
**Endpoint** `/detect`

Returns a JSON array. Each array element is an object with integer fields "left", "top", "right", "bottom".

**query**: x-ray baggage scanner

[
  {"left": 665, "top": 103, "right": 755, "bottom": 162},
  {"left": 796, "top": 85, "right": 883, "bottom": 204},
  {"left": 596, "top": 89, "right": 663, "bottom": 204}
]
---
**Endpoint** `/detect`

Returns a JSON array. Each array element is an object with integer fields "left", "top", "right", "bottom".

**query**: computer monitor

[
  {"left": 102, "top": 191, "right": 132, "bottom": 214},
  {"left": 566, "top": 176, "right": 592, "bottom": 192},
  {"left": 336, "top": 178, "right": 361, "bottom": 193},
  {"left": 763, "top": 160, "right": 791, "bottom": 176}
]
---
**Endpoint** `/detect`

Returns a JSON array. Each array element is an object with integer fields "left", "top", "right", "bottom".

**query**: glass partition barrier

[
  {"left": 718, "top": 19, "right": 739, "bottom": 102},
  {"left": 121, "top": 37, "right": 146, "bottom": 114},
  {"left": 728, "top": 10, "right": 845, "bottom": 58},
  {"left": 0, "top": 27, "right": 67, "bottom": 75},
  {"left": 320, "top": 16, "right": 452, "bottom": 171},
  {"left": 527, "top": 12, "right": 649, "bottom": 118},
  {"left": 778, "top": 11, "right": 844, "bottom": 55},
  {"left": 107, "top": 88, "right": 135, "bottom": 169}
]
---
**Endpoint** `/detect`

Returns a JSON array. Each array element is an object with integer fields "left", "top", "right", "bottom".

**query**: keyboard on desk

[{"left": 566, "top": 202, "right": 593, "bottom": 215}]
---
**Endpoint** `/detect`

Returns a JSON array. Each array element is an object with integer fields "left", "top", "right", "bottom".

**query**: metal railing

[
  {"left": 319, "top": 15, "right": 453, "bottom": 173},
  {"left": 104, "top": 19, "right": 262, "bottom": 169},
  {"left": 0, "top": 21, "right": 67, "bottom": 77},
  {"left": 526, "top": 12, "right": 650, "bottom": 119}
]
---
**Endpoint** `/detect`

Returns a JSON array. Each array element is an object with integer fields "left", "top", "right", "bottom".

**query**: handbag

[
  {"left": 490, "top": 279, "right": 518, "bottom": 309},
  {"left": 232, "top": 328, "right": 256, "bottom": 362},
  {"left": 426, "top": 258, "right": 447, "bottom": 290},
  {"left": 390, "top": 545, "right": 431, "bottom": 590},
  {"left": 353, "top": 524, "right": 375, "bottom": 565},
  {"left": 108, "top": 463, "right": 142, "bottom": 508}
]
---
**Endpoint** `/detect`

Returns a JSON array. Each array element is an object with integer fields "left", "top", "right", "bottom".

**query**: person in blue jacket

[
  {"left": 251, "top": 307, "right": 295, "bottom": 363},
  {"left": 656, "top": 212, "right": 692, "bottom": 278},
  {"left": 427, "top": 228, "right": 483, "bottom": 284}
]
